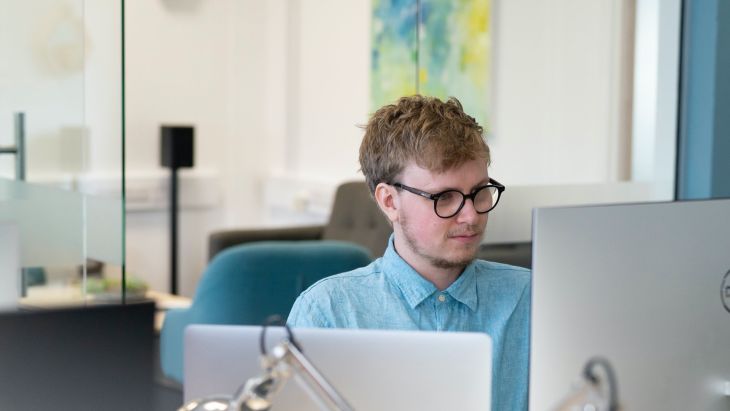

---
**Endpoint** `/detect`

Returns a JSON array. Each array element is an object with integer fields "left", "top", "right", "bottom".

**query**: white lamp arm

[
  {"left": 229, "top": 339, "right": 355, "bottom": 411},
  {"left": 278, "top": 340, "right": 356, "bottom": 411}
]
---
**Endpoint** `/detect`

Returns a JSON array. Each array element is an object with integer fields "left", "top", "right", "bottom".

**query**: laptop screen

[{"left": 184, "top": 325, "right": 492, "bottom": 411}]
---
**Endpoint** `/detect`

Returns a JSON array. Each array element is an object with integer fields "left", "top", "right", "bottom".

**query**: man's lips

[{"left": 448, "top": 232, "right": 483, "bottom": 240}]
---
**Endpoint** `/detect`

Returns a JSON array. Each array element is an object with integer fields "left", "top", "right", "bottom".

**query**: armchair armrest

[
  {"left": 208, "top": 225, "right": 325, "bottom": 261},
  {"left": 159, "top": 307, "right": 194, "bottom": 383}
]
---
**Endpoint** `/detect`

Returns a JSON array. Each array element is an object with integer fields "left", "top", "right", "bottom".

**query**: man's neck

[
  {"left": 421, "top": 268, "right": 462, "bottom": 291},
  {"left": 393, "top": 242, "right": 465, "bottom": 291}
]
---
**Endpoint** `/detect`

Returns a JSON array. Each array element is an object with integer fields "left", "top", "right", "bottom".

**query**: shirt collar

[
  {"left": 382, "top": 234, "right": 479, "bottom": 312},
  {"left": 444, "top": 261, "right": 479, "bottom": 312}
]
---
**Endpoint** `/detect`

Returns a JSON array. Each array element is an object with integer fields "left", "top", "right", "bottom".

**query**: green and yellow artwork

[{"left": 371, "top": 0, "right": 491, "bottom": 127}]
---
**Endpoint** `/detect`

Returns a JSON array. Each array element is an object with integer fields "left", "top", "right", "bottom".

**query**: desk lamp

[
  {"left": 179, "top": 322, "right": 355, "bottom": 411},
  {"left": 552, "top": 357, "right": 620, "bottom": 411}
]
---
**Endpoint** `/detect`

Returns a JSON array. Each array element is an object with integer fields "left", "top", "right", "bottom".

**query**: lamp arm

[
  {"left": 230, "top": 372, "right": 289, "bottom": 411},
  {"left": 178, "top": 328, "right": 355, "bottom": 411},
  {"left": 551, "top": 357, "right": 621, "bottom": 411},
  {"left": 583, "top": 357, "right": 619, "bottom": 411},
  {"left": 277, "top": 340, "right": 356, "bottom": 411}
]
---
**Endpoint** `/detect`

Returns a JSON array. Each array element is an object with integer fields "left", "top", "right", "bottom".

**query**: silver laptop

[
  {"left": 530, "top": 199, "right": 730, "bottom": 410},
  {"left": 184, "top": 325, "right": 492, "bottom": 411}
]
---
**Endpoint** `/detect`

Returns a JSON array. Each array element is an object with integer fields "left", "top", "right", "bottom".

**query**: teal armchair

[{"left": 159, "top": 240, "right": 372, "bottom": 384}]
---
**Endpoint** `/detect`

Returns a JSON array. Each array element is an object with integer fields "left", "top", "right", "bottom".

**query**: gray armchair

[{"left": 209, "top": 181, "right": 393, "bottom": 260}]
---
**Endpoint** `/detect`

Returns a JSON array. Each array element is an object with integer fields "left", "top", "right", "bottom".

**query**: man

[{"left": 287, "top": 95, "right": 530, "bottom": 410}]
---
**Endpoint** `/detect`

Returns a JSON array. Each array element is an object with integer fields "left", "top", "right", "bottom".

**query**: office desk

[
  {"left": 146, "top": 290, "right": 192, "bottom": 332},
  {"left": 0, "top": 302, "right": 157, "bottom": 411},
  {"left": 19, "top": 286, "right": 192, "bottom": 332}
]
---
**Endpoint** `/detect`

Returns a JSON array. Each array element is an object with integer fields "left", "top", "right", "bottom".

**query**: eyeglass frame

[{"left": 390, "top": 178, "right": 506, "bottom": 219}]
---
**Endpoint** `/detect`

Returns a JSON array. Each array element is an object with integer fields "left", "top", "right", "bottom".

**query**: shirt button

[{"left": 438, "top": 294, "right": 446, "bottom": 302}]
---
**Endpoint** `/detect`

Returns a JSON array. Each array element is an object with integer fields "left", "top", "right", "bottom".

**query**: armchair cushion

[{"left": 160, "top": 240, "right": 372, "bottom": 383}]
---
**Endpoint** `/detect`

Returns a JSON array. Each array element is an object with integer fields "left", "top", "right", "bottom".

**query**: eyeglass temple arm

[{"left": 488, "top": 178, "right": 504, "bottom": 189}]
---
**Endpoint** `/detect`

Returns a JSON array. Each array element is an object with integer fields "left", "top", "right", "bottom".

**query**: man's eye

[{"left": 438, "top": 191, "right": 459, "bottom": 203}]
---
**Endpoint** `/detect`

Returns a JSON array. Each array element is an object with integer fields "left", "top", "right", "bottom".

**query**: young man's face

[{"left": 390, "top": 158, "right": 490, "bottom": 271}]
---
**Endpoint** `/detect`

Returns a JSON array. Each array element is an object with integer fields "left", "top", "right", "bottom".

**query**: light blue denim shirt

[{"left": 287, "top": 235, "right": 531, "bottom": 411}]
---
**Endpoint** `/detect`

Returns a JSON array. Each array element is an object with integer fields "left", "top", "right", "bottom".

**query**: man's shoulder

[
  {"left": 298, "top": 259, "right": 384, "bottom": 299},
  {"left": 287, "top": 259, "right": 387, "bottom": 328}
]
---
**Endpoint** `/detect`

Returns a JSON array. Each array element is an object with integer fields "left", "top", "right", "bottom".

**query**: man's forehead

[
  {"left": 404, "top": 158, "right": 488, "bottom": 172},
  {"left": 400, "top": 160, "right": 489, "bottom": 183}
]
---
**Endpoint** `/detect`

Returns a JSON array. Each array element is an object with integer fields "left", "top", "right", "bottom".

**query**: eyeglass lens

[{"left": 435, "top": 186, "right": 499, "bottom": 217}]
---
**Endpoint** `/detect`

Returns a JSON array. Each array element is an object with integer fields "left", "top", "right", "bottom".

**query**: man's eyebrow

[
  {"left": 432, "top": 179, "right": 490, "bottom": 193},
  {"left": 469, "top": 179, "right": 491, "bottom": 192}
]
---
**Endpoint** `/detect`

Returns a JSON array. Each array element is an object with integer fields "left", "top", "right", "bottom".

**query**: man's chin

[
  {"left": 431, "top": 257, "right": 476, "bottom": 270},
  {"left": 430, "top": 249, "right": 479, "bottom": 270},
  {"left": 454, "top": 241, "right": 481, "bottom": 256}
]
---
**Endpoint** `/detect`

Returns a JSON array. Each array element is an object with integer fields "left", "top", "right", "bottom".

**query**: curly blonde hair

[{"left": 359, "top": 95, "right": 490, "bottom": 194}]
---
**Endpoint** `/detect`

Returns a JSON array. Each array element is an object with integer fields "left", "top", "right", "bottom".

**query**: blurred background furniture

[
  {"left": 159, "top": 240, "right": 372, "bottom": 383},
  {"left": 209, "top": 181, "right": 392, "bottom": 261},
  {"left": 208, "top": 180, "right": 532, "bottom": 268},
  {"left": 477, "top": 242, "right": 532, "bottom": 269},
  {"left": 0, "top": 302, "right": 156, "bottom": 411}
]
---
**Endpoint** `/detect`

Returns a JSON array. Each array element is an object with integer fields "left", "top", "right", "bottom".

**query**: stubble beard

[{"left": 400, "top": 212, "right": 481, "bottom": 270}]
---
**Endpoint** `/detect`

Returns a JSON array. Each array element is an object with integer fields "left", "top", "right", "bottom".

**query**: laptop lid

[
  {"left": 529, "top": 199, "right": 730, "bottom": 410},
  {"left": 184, "top": 325, "right": 492, "bottom": 411}
]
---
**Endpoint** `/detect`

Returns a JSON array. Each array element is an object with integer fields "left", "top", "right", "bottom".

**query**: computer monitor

[
  {"left": 529, "top": 199, "right": 730, "bottom": 410},
  {"left": 0, "top": 302, "right": 155, "bottom": 411},
  {"left": 184, "top": 325, "right": 492, "bottom": 411}
]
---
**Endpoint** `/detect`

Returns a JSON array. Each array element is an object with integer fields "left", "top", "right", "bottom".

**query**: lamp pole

[
  {"left": 169, "top": 161, "right": 179, "bottom": 295},
  {"left": 160, "top": 125, "right": 194, "bottom": 295}
]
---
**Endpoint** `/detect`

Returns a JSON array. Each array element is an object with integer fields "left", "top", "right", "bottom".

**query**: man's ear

[{"left": 374, "top": 182, "right": 400, "bottom": 224}]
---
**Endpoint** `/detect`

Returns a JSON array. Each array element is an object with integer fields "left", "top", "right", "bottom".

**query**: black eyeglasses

[{"left": 392, "top": 178, "right": 505, "bottom": 219}]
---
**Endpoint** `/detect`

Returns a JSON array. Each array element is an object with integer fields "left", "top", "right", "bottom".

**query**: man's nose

[{"left": 456, "top": 198, "right": 481, "bottom": 223}]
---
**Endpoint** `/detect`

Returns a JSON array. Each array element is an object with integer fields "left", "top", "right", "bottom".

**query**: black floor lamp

[{"left": 160, "top": 125, "right": 194, "bottom": 295}]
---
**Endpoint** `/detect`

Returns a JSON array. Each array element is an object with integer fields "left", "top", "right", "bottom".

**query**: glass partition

[{"left": 0, "top": 0, "right": 125, "bottom": 307}]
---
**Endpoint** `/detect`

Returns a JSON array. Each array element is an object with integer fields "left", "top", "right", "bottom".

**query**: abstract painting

[{"left": 371, "top": 0, "right": 491, "bottom": 127}]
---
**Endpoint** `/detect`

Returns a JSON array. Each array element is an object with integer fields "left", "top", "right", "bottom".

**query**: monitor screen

[{"left": 529, "top": 199, "right": 730, "bottom": 410}]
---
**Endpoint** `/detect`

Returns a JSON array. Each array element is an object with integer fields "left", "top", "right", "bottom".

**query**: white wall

[
  {"left": 124, "top": 0, "right": 232, "bottom": 294},
  {"left": 289, "top": 0, "right": 372, "bottom": 178},
  {"left": 124, "top": 0, "right": 299, "bottom": 294},
  {"left": 124, "top": 0, "right": 678, "bottom": 296},
  {"left": 489, "top": 0, "right": 633, "bottom": 184},
  {"left": 275, "top": 0, "right": 636, "bottom": 186}
]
